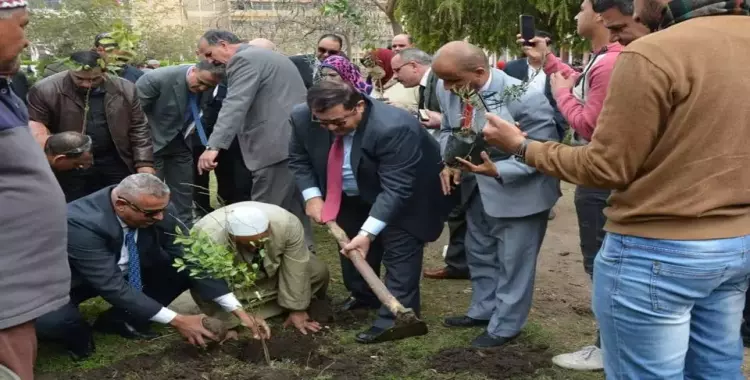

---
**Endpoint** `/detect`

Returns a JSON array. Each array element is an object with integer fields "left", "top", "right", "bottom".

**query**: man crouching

[{"left": 191, "top": 202, "right": 330, "bottom": 336}]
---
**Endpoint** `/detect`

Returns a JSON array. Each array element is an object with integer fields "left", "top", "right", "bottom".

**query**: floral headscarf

[{"left": 319, "top": 55, "right": 372, "bottom": 95}]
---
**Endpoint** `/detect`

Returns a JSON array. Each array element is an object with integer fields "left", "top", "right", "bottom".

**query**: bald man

[
  {"left": 190, "top": 201, "right": 329, "bottom": 336},
  {"left": 433, "top": 41, "right": 560, "bottom": 348},
  {"left": 391, "top": 34, "right": 414, "bottom": 53},
  {"left": 248, "top": 38, "right": 276, "bottom": 51}
]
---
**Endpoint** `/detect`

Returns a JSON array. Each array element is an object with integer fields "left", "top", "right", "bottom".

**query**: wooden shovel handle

[{"left": 326, "top": 222, "right": 407, "bottom": 316}]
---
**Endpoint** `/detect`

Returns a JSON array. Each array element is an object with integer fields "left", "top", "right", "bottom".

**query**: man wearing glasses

[
  {"left": 35, "top": 173, "right": 269, "bottom": 361},
  {"left": 289, "top": 34, "right": 344, "bottom": 89}
]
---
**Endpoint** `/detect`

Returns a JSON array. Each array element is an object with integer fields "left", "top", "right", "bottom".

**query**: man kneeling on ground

[
  {"left": 36, "top": 174, "right": 269, "bottom": 360},
  {"left": 191, "top": 202, "right": 329, "bottom": 336}
]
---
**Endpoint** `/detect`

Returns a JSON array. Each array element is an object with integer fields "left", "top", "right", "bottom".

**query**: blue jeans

[{"left": 593, "top": 233, "right": 750, "bottom": 379}]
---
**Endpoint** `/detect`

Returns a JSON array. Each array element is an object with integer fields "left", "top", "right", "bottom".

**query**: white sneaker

[{"left": 552, "top": 345, "right": 603, "bottom": 371}]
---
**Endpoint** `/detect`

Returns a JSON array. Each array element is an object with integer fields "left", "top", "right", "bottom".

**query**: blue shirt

[
  {"left": 301, "top": 129, "right": 386, "bottom": 236},
  {"left": 0, "top": 78, "right": 28, "bottom": 131}
]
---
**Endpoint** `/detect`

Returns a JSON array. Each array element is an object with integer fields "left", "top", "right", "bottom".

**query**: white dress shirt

[
  {"left": 117, "top": 218, "right": 242, "bottom": 324},
  {"left": 526, "top": 60, "right": 547, "bottom": 93}
]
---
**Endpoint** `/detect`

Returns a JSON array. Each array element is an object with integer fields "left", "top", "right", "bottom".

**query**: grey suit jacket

[
  {"left": 136, "top": 65, "right": 193, "bottom": 153},
  {"left": 208, "top": 45, "right": 307, "bottom": 171},
  {"left": 437, "top": 68, "right": 561, "bottom": 218}
]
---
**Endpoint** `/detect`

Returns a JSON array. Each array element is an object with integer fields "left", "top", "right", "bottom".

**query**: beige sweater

[
  {"left": 527, "top": 16, "right": 750, "bottom": 239},
  {"left": 371, "top": 80, "right": 419, "bottom": 112}
]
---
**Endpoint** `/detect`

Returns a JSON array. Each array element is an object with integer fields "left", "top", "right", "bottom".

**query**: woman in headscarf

[
  {"left": 318, "top": 55, "right": 372, "bottom": 95},
  {"left": 363, "top": 48, "right": 419, "bottom": 112}
]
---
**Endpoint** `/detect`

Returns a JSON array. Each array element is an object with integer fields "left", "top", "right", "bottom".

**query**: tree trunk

[{"left": 390, "top": 18, "right": 403, "bottom": 35}]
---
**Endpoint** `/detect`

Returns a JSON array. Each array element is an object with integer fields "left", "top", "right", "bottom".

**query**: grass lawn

[{"left": 35, "top": 183, "right": 608, "bottom": 380}]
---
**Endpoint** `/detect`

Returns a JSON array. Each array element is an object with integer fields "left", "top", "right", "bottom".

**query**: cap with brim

[
  {"left": 227, "top": 206, "right": 269, "bottom": 237},
  {"left": 0, "top": 0, "right": 28, "bottom": 9}
]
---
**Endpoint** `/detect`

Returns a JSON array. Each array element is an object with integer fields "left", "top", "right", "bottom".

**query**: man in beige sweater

[{"left": 481, "top": 0, "right": 750, "bottom": 378}]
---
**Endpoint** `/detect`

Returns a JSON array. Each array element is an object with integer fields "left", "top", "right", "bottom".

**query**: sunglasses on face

[
  {"left": 317, "top": 47, "right": 340, "bottom": 56},
  {"left": 118, "top": 196, "right": 166, "bottom": 218}
]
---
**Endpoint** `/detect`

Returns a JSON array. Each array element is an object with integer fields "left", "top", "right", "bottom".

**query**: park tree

[
  {"left": 26, "top": 0, "right": 202, "bottom": 61},
  {"left": 397, "top": 0, "right": 581, "bottom": 53}
]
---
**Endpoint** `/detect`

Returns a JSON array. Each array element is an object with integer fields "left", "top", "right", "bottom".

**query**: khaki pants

[
  {"left": 0, "top": 322, "right": 36, "bottom": 380},
  {"left": 192, "top": 254, "right": 329, "bottom": 328}
]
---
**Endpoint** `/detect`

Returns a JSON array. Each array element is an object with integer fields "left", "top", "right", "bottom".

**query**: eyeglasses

[
  {"left": 317, "top": 47, "right": 340, "bottom": 56},
  {"left": 118, "top": 196, "right": 166, "bottom": 218},
  {"left": 313, "top": 108, "right": 358, "bottom": 128},
  {"left": 392, "top": 61, "right": 413, "bottom": 74}
]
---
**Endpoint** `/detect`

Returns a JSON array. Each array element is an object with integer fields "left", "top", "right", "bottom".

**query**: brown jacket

[
  {"left": 526, "top": 16, "right": 750, "bottom": 240},
  {"left": 27, "top": 71, "right": 153, "bottom": 170}
]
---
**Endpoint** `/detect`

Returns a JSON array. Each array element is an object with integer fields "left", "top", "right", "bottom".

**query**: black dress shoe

[
  {"left": 471, "top": 331, "right": 519, "bottom": 348},
  {"left": 354, "top": 324, "right": 428, "bottom": 344},
  {"left": 443, "top": 316, "right": 489, "bottom": 328},
  {"left": 65, "top": 322, "right": 96, "bottom": 361},
  {"left": 338, "top": 297, "right": 380, "bottom": 312},
  {"left": 93, "top": 314, "right": 158, "bottom": 340}
]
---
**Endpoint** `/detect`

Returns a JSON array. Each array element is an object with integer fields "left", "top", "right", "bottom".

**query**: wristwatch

[
  {"left": 513, "top": 139, "right": 530, "bottom": 163},
  {"left": 358, "top": 230, "right": 376, "bottom": 242},
  {"left": 205, "top": 146, "right": 219, "bottom": 151}
]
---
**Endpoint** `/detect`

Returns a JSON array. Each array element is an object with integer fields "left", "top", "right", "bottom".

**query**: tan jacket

[
  {"left": 192, "top": 201, "right": 311, "bottom": 311},
  {"left": 371, "top": 80, "right": 419, "bottom": 112}
]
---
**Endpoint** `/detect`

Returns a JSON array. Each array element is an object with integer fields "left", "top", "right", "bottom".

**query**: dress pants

[
  {"left": 35, "top": 262, "right": 194, "bottom": 349},
  {"left": 464, "top": 194, "right": 549, "bottom": 338},
  {"left": 192, "top": 144, "right": 212, "bottom": 218},
  {"left": 444, "top": 192, "right": 469, "bottom": 275},
  {"left": 57, "top": 155, "right": 131, "bottom": 202},
  {"left": 336, "top": 195, "right": 425, "bottom": 329},
  {"left": 155, "top": 136, "right": 194, "bottom": 227}
]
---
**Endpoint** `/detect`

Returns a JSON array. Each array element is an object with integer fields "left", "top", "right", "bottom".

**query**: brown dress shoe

[{"left": 423, "top": 267, "right": 470, "bottom": 280}]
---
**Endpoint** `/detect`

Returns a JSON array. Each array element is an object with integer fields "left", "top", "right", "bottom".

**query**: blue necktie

[
  {"left": 188, "top": 93, "right": 208, "bottom": 146},
  {"left": 125, "top": 229, "right": 143, "bottom": 291}
]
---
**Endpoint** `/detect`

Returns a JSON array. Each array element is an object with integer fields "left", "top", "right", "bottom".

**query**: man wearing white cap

[{"left": 192, "top": 201, "right": 329, "bottom": 335}]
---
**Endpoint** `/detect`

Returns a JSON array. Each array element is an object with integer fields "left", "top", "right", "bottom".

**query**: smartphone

[
  {"left": 520, "top": 15, "right": 535, "bottom": 46},
  {"left": 418, "top": 109, "right": 430, "bottom": 122}
]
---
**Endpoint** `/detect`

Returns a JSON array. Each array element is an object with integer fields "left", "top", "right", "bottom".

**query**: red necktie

[
  {"left": 321, "top": 136, "right": 344, "bottom": 223},
  {"left": 461, "top": 102, "right": 474, "bottom": 130}
]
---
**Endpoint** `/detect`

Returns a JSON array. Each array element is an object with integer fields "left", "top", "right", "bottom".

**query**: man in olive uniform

[{"left": 191, "top": 202, "right": 329, "bottom": 335}]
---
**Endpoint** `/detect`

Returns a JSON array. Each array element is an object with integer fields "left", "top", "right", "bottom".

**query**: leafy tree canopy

[{"left": 397, "top": 0, "right": 583, "bottom": 53}]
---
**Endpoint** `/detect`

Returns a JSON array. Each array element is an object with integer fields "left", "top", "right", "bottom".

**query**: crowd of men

[{"left": 1, "top": 0, "right": 750, "bottom": 379}]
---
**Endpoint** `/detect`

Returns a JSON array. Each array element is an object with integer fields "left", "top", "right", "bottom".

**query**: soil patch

[{"left": 429, "top": 343, "right": 553, "bottom": 379}]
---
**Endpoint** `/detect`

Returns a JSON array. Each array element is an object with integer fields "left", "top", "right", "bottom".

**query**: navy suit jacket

[
  {"left": 288, "top": 98, "right": 455, "bottom": 242},
  {"left": 504, "top": 59, "right": 567, "bottom": 139},
  {"left": 66, "top": 186, "right": 230, "bottom": 321}
]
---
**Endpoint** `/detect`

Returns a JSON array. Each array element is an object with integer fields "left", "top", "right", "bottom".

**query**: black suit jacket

[
  {"left": 66, "top": 186, "right": 231, "bottom": 321},
  {"left": 288, "top": 98, "right": 455, "bottom": 242},
  {"left": 504, "top": 59, "right": 567, "bottom": 139},
  {"left": 421, "top": 70, "right": 441, "bottom": 113},
  {"left": 289, "top": 54, "right": 315, "bottom": 89}
]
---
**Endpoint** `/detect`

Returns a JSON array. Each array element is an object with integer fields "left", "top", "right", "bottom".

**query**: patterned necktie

[
  {"left": 321, "top": 136, "right": 344, "bottom": 223},
  {"left": 461, "top": 102, "right": 474, "bottom": 130},
  {"left": 125, "top": 229, "right": 143, "bottom": 291}
]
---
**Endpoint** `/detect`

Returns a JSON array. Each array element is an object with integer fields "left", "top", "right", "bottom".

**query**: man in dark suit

[
  {"left": 136, "top": 61, "right": 224, "bottom": 225},
  {"left": 35, "top": 174, "right": 269, "bottom": 360},
  {"left": 289, "top": 34, "right": 344, "bottom": 89},
  {"left": 289, "top": 80, "right": 453, "bottom": 344},
  {"left": 391, "top": 48, "right": 470, "bottom": 280}
]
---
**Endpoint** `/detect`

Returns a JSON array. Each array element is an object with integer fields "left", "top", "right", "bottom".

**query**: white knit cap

[{"left": 226, "top": 206, "right": 269, "bottom": 236}]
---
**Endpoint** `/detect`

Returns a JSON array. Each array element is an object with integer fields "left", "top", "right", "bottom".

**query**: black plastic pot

[{"left": 444, "top": 129, "right": 487, "bottom": 168}]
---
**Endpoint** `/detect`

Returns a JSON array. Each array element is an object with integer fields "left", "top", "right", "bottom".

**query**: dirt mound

[{"left": 429, "top": 343, "right": 553, "bottom": 379}]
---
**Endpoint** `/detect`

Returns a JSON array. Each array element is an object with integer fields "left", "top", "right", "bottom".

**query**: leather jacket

[{"left": 27, "top": 71, "right": 153, "bottom": 170}]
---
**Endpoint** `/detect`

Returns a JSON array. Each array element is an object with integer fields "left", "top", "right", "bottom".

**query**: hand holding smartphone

[{"left": 520, "top": 15, "right": 535, "bottom": 46}]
